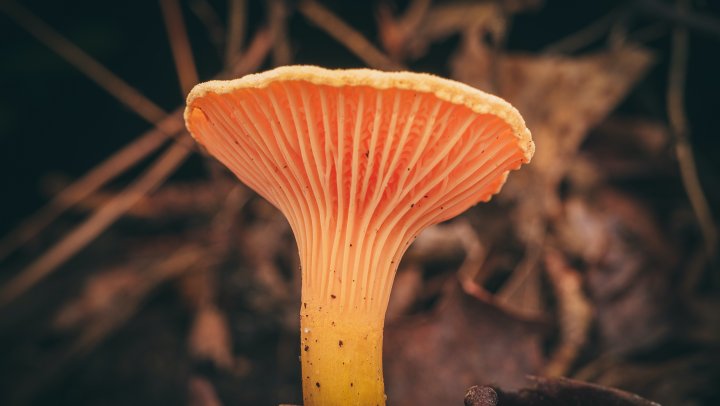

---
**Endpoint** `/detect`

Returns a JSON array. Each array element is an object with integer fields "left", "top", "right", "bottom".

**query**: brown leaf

[
  {"left": 577, "top": 353, "right": 720, "bottom": 406},
  {"left": 385, "top": 282, "right": 546, "bottom": 405},
  {"left": 558, "top": 189, "right": 678, "bottom": 355},
  {"left": 464, "top": 376, "right": 660, "bottom": 406}
]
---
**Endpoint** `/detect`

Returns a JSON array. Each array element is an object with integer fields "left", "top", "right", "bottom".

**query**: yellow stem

[{"left": 300, "top": 300, "right": 386, "bottom": 406}]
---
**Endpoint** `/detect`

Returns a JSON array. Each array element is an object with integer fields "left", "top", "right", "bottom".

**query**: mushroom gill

[{"left": 185, "top": 65, "right": 533, "bottom": 406}]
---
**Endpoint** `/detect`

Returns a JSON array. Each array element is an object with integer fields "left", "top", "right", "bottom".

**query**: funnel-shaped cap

[{"left": 186, "top": 66, "right": 533, "bottom": 315}]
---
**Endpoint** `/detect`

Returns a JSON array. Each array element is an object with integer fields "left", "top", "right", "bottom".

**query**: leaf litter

[{"left": 1, "top": 1, "right": 719, "bottom": 405}]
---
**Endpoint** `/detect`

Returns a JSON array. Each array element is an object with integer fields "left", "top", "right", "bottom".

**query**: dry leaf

[
  {"left": 558, "top": 189, "right": 677, "bottom": 355},
  {"left": 464, "top": 376, "right": 660, "bottom": 406},
  {"left": 385, "top": 282, "right": 546, "bottom": 405}
]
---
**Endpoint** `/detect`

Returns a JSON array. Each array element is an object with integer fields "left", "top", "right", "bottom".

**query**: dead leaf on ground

[
  {"left": 570, "top": 189, "right": 677, "bottom": 355},
  {"left": 464, "top": 376, "right": 660, "bottom": 406},
  {"left": 384, "top": 282, "right": 546, "bottom": 405},
  {"left": 576, "top": 353, "right": 720, "bottom": 406}
]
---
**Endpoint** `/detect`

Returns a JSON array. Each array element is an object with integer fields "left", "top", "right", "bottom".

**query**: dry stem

[
  {"left": 0, "top": 1, "right": 167, "bottom": 124},
  {"left": 159, "top": 0, "right": 200, "bottom": 95},
  {"left": 0, "top": 112, "right": 183, "bottom": 262},
  {"left": 667, "top": 0, "right": 718, "bottom": 263},
  {"left": 297, "top": 0, "right": 404, "bottom": 71},
  {"left": 0, "top": 138, "right": 194, "bottom": 306},
  {"left": 225, "top": 0, "right": 247, "bottom": 67}
]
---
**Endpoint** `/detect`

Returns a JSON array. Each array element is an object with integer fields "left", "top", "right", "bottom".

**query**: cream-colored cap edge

[{"left": 185, "top": 65, "right": 534, "bottom": 162}]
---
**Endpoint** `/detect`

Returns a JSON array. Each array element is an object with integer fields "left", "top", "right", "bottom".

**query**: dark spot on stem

[
  {"left": 331, "top": 294, "right": 336, "bottom": 299},
  {"left": 304, "top": 345, "right": 309, "bottom": 351},
  {"left": 316, "top": 382, "right": 321, "bottom": 388},
  {"left": 339, "top": 340, "right": 343, "bottom": 347}
]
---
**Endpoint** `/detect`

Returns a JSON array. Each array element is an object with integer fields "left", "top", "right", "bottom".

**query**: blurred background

[{"left": 1, "top": 0, "right": 719, "bottom": 405}]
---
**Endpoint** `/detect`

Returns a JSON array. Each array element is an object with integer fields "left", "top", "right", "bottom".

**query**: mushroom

[{"left": 185, "top": 66, "right": 534, "bottom": 405}]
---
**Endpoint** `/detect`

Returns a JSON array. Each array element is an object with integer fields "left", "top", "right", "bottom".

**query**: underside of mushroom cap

[{"left": 186, "top": 65, "right": 533, "bottom": 316}]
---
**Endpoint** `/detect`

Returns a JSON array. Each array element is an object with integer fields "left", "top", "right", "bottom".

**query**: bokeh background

[{"left": 1, "top": 0, "right": 719, "bottom": 405}]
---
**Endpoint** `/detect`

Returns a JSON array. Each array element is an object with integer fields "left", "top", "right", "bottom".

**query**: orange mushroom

[{"left": 185, "top": 65, "right": 533, "bottom": 406}]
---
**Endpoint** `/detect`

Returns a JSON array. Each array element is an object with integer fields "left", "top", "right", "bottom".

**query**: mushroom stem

[
  {"left": 300, "top": 304, "right": 385, "bottom": 405},
  {"left": 297, "top": 234, "right": 398, "bottom": 405}
]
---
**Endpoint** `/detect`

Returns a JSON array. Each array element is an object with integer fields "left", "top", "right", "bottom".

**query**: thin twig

[
  {"left": 629, "top": 21, "right": 669, "bottom": 44},
  {"left": 0, "top": 137, "right": 194, "bottom": 306},
  {"left": 667, "top": 0, "right": 718, "bottom": 262},
  {"left": 495, "top": 230, "right": 547, "bottom": 319},
  {"left": 543, "top": 249, "right": 593, "bottom": 377},
  {"left": 543, "top": 6, "right": 626, "bottom": 54},
  {"left": 635, "top": 0, "right": 720, "bottom": 41},
  {"left": 376, "top": 0, "right": 431, "bottom": 60},
  {"left": 225, "top": 0, "right": 247, "bottom": 67},
  {"left": 0, "top": 1, "right": 168, "bottom": 126},
  {"left": 297, "top": 0, "right": 404, "bottom": 71},
  {"left": 189, "top": 0, "right": 226, "bottom": 58},
  {"left": 159, "top": 0, "right": 200, "bottom": 95},
  {"left": 268, "top": 0, "right": 292, "bottom": 66},
  {"left": 399, "top": 0, "right": 432, "bottom": 31},
  {"left": 0, "top": 111, "right": 184, "bottom": 262},
  {"left": 0, "top": 27, "right": 271, "bottom": 263},
  {"left": 228, "top": 28, "right": 274, "bottom": 77}
]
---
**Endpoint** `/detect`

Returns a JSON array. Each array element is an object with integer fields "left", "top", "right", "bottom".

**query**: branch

[
  {"left": 666, "top": 1, "right": 718, "bottom": 262},
  {"left": 0, "top": 137, "right": 194, "bottom": 306},
  {"left": 159, "top": 0, "right": 200, "bottom": 95},
  {"left": 297, "top": 0, "right": 404, "bottom": 71},
  {"left": 0, "top": 1, "right": 168, "bottom": 125}
]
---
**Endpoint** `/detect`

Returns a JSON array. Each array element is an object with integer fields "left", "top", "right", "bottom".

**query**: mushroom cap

[
  {"left": 186, "top": 66, "right": 533, "bottom": 312},
  {"left": 186, "top": 66, "right": 532, "bottom": 227}
]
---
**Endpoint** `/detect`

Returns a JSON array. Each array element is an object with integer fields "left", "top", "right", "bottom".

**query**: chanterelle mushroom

[{"left": 185, "top": 65, "right": 533, "bottom": 405}]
